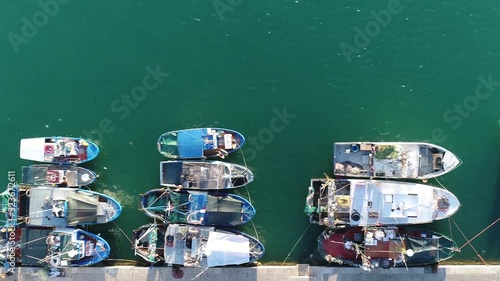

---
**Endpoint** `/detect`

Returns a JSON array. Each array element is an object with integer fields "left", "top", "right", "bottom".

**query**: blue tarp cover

[{"left": 177, "top": 129, "right": 208, "bottom": 158}]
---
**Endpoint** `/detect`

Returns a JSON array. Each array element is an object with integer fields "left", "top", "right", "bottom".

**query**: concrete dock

[{"left": 13, "top": 265, "right": 500, "bottom": 281}]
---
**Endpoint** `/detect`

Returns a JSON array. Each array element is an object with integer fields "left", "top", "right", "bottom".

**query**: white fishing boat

[
  {"left": 305, "top": 177, "right": 460, "bottom": 227},
  {"left": 22, "top": 164, "right": 97, "bottom": 187},
  {"left": 333, "top": 142, "right": 461, "bottom": 179},
  {"left": 20, "top": 186, "right": 122, "bottom": 227},
  {"left": 20, "top": 137, "right": 99, "bottom": 164},
  {"left": 160, "top": 161, "right": 253, "bottom": 190},
  {"left": 132, "top": 223, "right": 265, "bottom": 267}
]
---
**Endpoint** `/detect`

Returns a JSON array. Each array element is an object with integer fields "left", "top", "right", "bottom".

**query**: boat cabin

[
  {"left": 164, "top": 225, "right": 203, "bottom": 267},
  {"left": 43, "top": 138, "right": 89, "bottom": 163}
]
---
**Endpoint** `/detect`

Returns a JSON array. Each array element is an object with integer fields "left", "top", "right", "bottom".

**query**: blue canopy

[{"left": 177, "top": 129, "right": 209, "bottom": 158}]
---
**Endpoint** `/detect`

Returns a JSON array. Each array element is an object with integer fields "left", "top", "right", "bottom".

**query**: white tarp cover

[
  {"left": 205, "top": 231, "right": 250, "bottom": 267},
  {"left": 20, "top": 138, "right": 46, "bottom": 162},
  {"left": 442, "top": 152, "right": 458, "bottom": 170}
]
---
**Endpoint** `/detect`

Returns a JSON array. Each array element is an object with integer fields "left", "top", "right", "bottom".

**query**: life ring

[
  {"left": 50, "top": 256, "right": 61, "bottom": 267},
  {"left": 26, "top": 189, "right": 31, "bottom": 197},
  {"left": 24, "top": 217, "right": 30, "bottom": 224}
]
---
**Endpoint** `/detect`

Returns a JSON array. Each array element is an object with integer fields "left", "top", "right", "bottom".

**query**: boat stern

[
  {"left": 157, "top": 132, "right": 180, "bottom": 158},
  {"left": 20, "top": 138, "right": 46, "bottom": 162}
]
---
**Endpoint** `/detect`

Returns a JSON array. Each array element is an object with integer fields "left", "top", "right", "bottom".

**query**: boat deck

[
  {"left": 307, "top": 178, "right": 458, "bottom": 227},
  {"left": 333, "top": 143, "right": 440, "bottom": 179}
]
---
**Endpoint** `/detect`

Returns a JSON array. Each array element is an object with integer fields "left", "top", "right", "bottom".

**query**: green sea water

[{"left": 0, "top": 0, "right": 498, "bottom": 265}]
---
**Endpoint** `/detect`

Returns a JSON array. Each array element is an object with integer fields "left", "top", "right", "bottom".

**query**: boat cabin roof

[{"left": 347, "top": 180, "right": 435, "bottom": 226}]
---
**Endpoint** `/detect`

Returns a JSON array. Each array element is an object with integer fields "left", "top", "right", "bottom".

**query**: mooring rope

[
  {"left": 190, "top": 267, "right": 209, "bottom": 281},
  {"left": 450, "top": 217, "right": 488, "bottom": 265},
  {"left": 237, "top": 146, "right": 260, "bottom": 241},
  {"left": 281, "top": 224, "right": 311, "bottom": 266},
  {"left": 459, "top": 217, "right": 500, "bottom": 251},
  {"left": 434, "top": 177, "right": 448, "bottom": 190},
  {"left": 113, "top": 221, "right": 133, "bottom": 244}
]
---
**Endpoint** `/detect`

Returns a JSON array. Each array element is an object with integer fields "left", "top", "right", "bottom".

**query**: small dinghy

[
  {"left": 20, "top": 137, "right": 99, "bottom": 164},
  {"left": 160, "top": 160, "right": 254, "bottom": 190},
  {"left": 317, "top": 225, "right": 458, "bottom": 269},
  {"left": 139, "top": 188, "right": 255, "bottom": 226},
  {"left": 22, "top": 164, "right": 97, "bottom": 187},
  {"left": 20, "top": 227, "right": 110, "bottom": 267},
  {"left": 20, "top": 186, "right": 122, "bottom": 227},
  {"left": 333, "top": 142, "right": 461, "bottom": 179},
  {"left": 157, "top": 128, "right": 245, "bottom": 159},
  {"left": 132, "top": 223, "right": 264, "bottom": 267}
]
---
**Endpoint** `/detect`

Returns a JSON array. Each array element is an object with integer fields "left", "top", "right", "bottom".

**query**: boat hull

[
  {"left": 22, "top": 164, "right": 97, "bottom": 187},
  {"left": 157, "top": 128, "right": 245, "bottom": 159},
  {"left": 317, "top": 226, "right": 457, "bottom": 268},
  {"left": 20, "top": 137, "right": 99, "bottom": 164},
  {"left": 333, "top": 142, "right": 461, "bottom": 179},
  {"left": 305, "top": 178, "right": 460, "bottom": 227},
  {"left": 139, "top": 188, "right": 255, "bottom": 226},
  {"left": 21, "top": 186, "right": 122, "bottom": 227},
  {"left": 160, "top": 160, "right": 254, "bottom": 190},
  {"left": 20, "top": 227, "right": 110, "bottom": 267}
]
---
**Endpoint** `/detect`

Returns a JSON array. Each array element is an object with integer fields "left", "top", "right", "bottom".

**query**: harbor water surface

[{"left": 0, "top": 1, "right": 499, "bottom": 264}]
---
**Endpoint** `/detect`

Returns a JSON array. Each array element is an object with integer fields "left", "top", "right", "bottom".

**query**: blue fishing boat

[
  {"left": 132, "top": 223, "right": 265, "bottom": 267},
  {"left": 157, "top": 128, "right": 245, "bottom": 159},
  {"left": 20, "top": 227, "right": 110, "bottom": 267},
  {"left": 139, "top": 188, "right": 255, "bottom": 226},
  {"left": 20, "top": 137, "right": 99, "bottom": 164},
  {"left": 22, "top": 164, "right": 98, "bottom": 187},
  {"left": 21, "top": 186, "right": 122, "bottom": 227}
]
